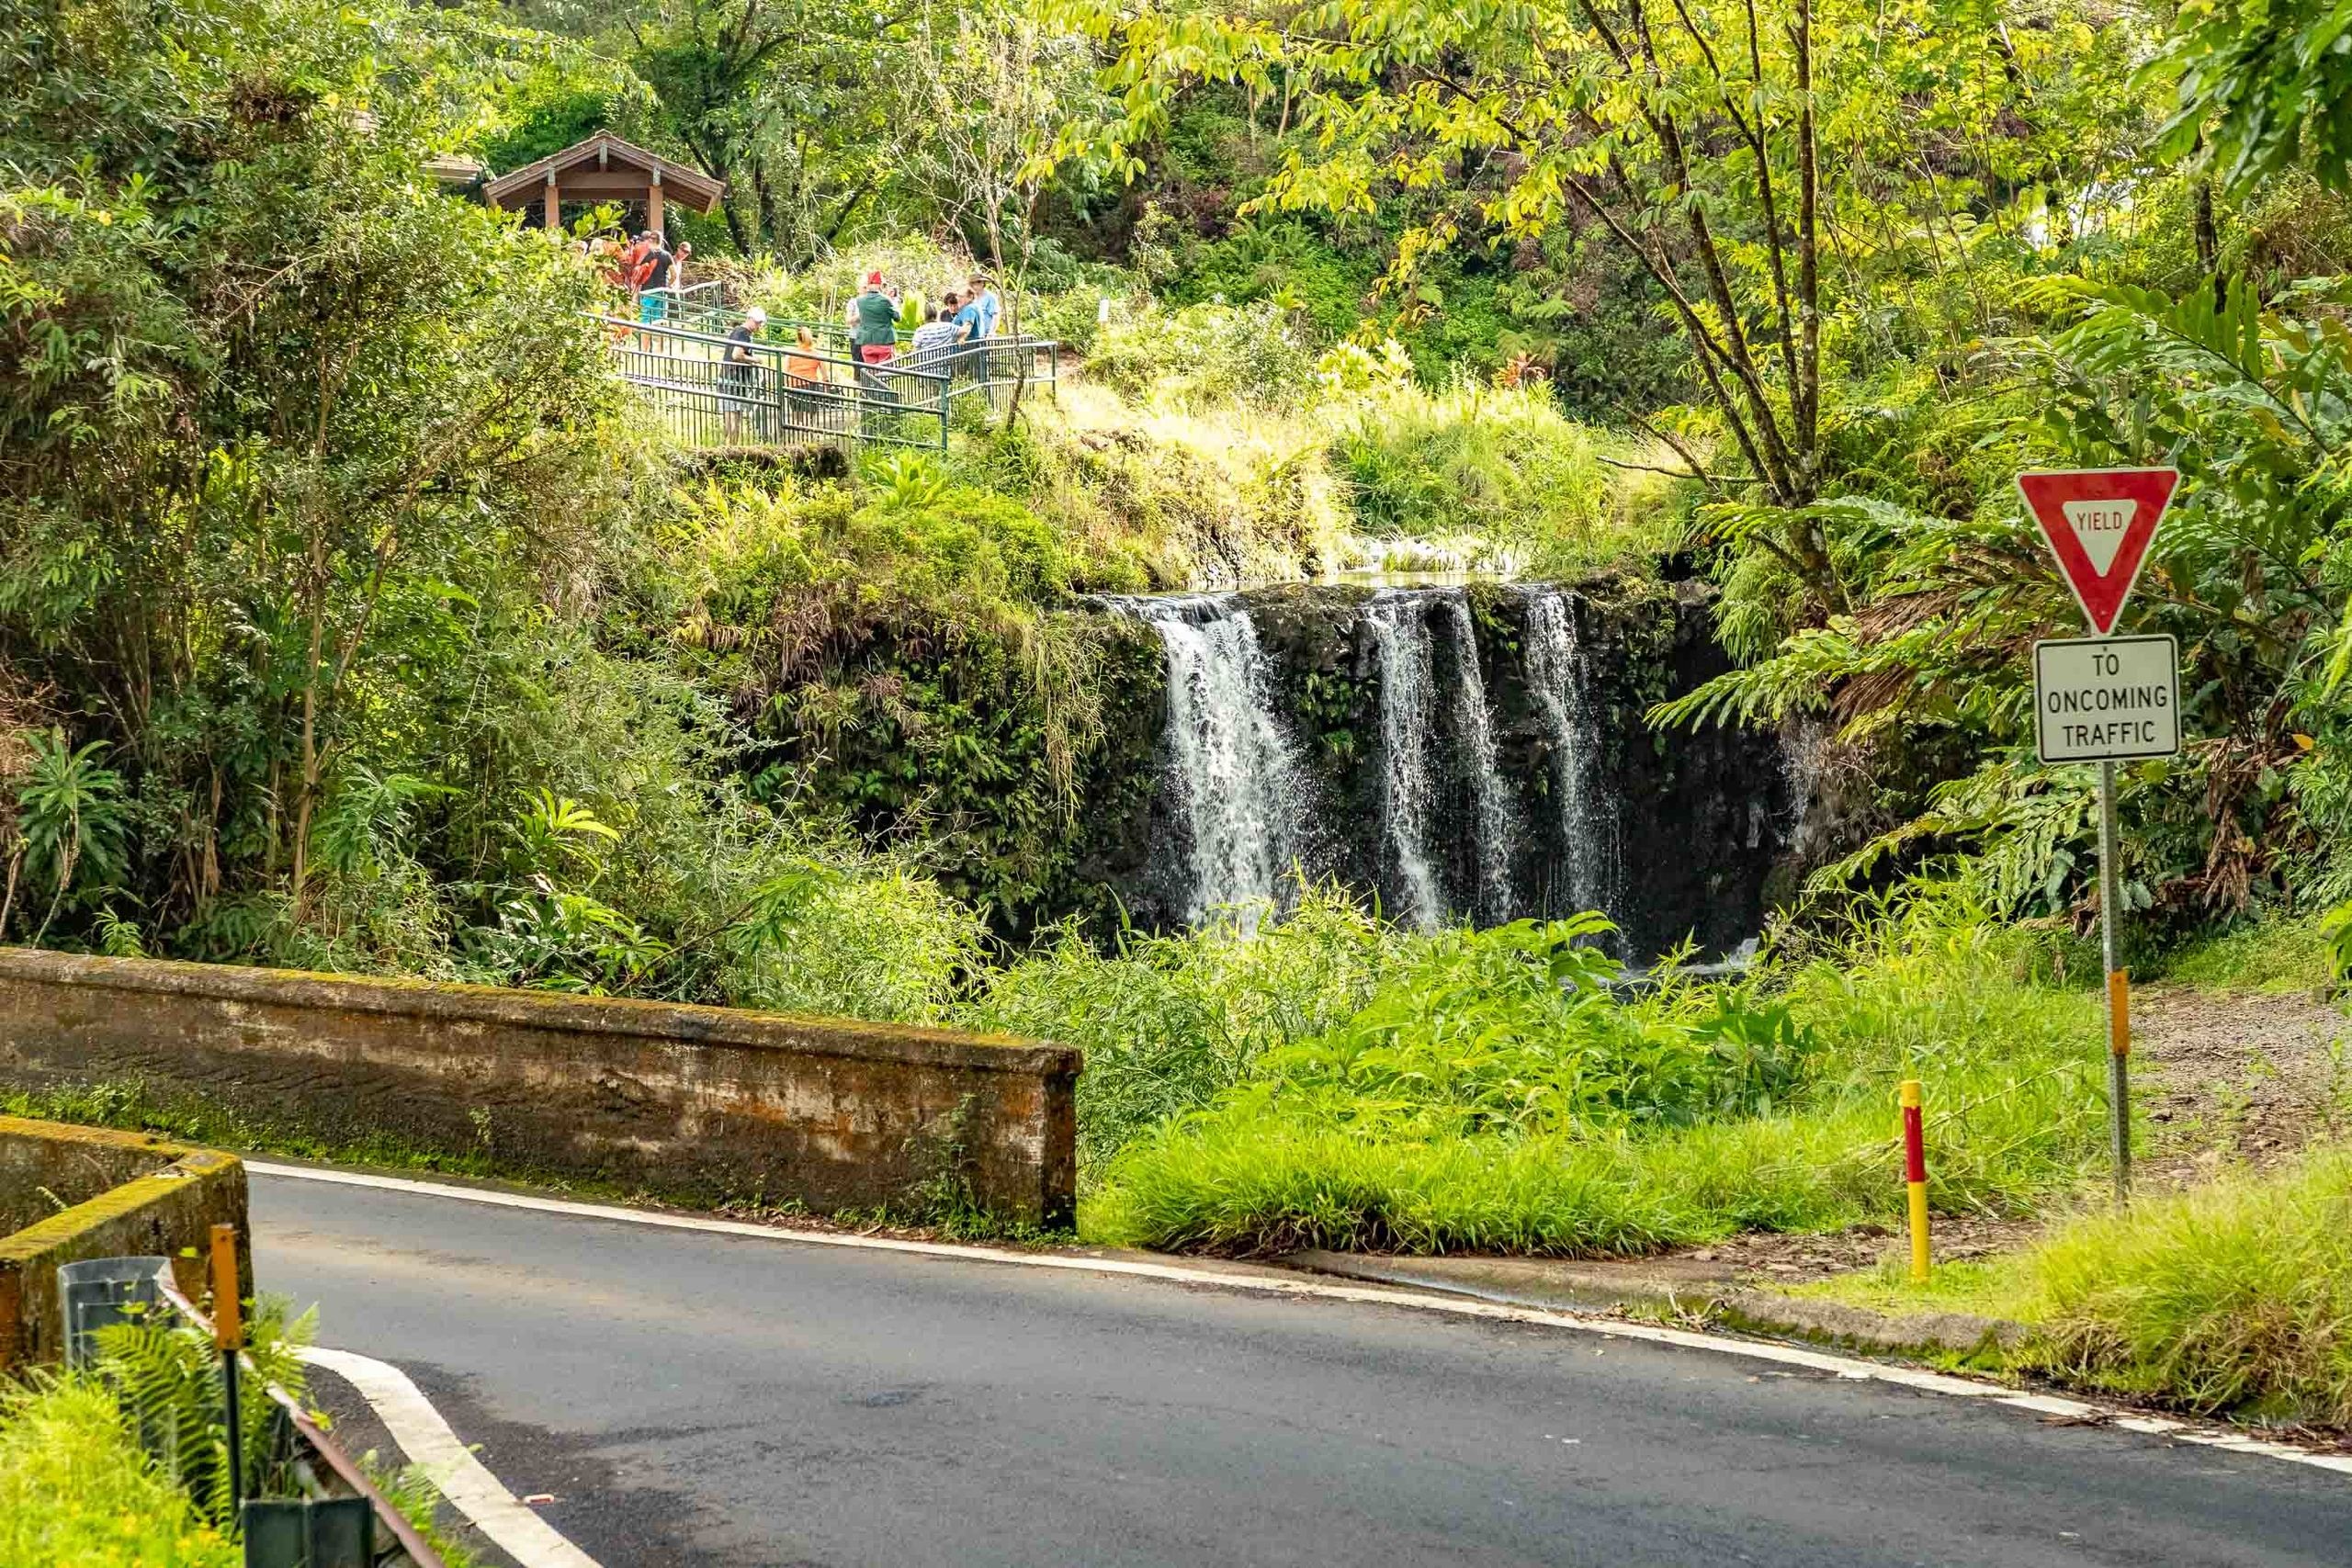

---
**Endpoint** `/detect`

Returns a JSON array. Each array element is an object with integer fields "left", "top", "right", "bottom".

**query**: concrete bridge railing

[{"left": 0, "top": 950, "right": 1078, "bottom": 1226}]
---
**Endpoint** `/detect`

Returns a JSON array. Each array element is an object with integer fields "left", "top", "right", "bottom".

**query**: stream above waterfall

[{"left": 1092, "top": 579, "right": 1796, "bottom": 959}]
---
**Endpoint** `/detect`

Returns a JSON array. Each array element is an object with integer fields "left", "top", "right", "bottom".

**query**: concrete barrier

[
  {"left": 0, "top": 1115, "right": 250, "bottom": 1370},
  {"left": 0, "top": 949, "right": 1078, "bottom": 1224}
]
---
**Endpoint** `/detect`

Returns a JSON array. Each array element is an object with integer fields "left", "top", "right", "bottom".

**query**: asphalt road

[{"left": 250, "top": 1169, "right": 2352, "bottom": 1568}]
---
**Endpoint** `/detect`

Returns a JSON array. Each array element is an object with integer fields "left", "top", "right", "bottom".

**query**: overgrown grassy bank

[
  {"left": 0, "top": 1380, "right": 236, "bottom": 1568},
  {"left": 1803, "top": 1141, "right": 2352, "bottom": 1427},
  {"left": 2018, "top": 1147, "right": 2352, "bottom": 1423},
  {"left": 1051, "top": 891, "right": 2107, "bottom": 1255}
]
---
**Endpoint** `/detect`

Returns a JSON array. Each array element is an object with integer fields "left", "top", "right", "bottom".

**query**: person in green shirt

[
  {"left": 853, "top": 273, "right": 899, "bottom": 364},
  {"left": 851, "top": 271, "right": 900, "bottom": 396}
]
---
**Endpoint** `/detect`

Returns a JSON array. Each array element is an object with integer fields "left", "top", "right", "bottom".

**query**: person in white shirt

[{"left": 909, "top": 301, "right": 961, "bottom": 370}]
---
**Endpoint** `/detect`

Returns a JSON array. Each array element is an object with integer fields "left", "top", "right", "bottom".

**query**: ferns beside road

[
  {"left": 0, "top": 1379, "right": 237, "bottom": 1568},
  {"left": 0, "top": 1382, "right": 236, "bottom": 1568}
]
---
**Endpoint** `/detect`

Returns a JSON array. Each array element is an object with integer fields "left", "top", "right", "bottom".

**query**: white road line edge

[
  {"left": 299, "top": 1344, "right": 603, "bottom": 1568},
  {"left": 254, "top": 1159, "right": 2352, "bottom": 1483}
]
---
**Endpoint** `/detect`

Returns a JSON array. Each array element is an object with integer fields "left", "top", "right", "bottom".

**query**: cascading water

[
  {"left": 1365, "top": 591, "right": 1519, "bottom": 930},
  {"left": 1089, "top": 580, "right": 1790, "bottom": 957},
  {"left": 1522, "top": 590, "right": 1623, "bottom": 935},
  {"left": 1438, "top": 595, "right": 1518, "bottom": 924},
  {"left": 1363, "top": 596, "right": 1446, "bottom": 930},
  {"left": 1114, "top": 595, "right": 1306, "bottom": 926}
]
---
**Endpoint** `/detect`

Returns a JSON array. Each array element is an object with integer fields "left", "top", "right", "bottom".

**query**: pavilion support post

[
  {"left": 543, "top": 174, "right": 560, "bottom": 232},
  {"left": 647, "top": 176, "right": 664, "bottom": 238}
]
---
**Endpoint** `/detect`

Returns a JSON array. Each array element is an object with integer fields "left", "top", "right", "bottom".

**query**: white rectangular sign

[{"left": 2034, "top": 635, "right": 2180, "bottom": 763}]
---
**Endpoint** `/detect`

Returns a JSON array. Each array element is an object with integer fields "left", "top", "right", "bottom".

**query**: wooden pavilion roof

[{"left": 482, "top": 131, "right": 725, "bottom": 215}]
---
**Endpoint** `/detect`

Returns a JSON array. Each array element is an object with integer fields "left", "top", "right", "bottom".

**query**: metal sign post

[
  {"left": 2019, "top": 470, "right": 2181, "bottom": 1205},
  {"left": 209, "top": 1224, "right": 244, "bottom": 1529}
]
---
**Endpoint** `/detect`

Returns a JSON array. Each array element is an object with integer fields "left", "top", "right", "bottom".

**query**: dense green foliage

[
  {"left": 966, "top": 883, "right": 1396, "bottom": 1168},
  {"left": 1081, "top": 891, "right": 2105, "bottom": 1253},
  {"left": 10, "top": 0, "right": 2352, "bottom": 1303},
  {"left": 1068, "top": 0, "right": 2352, "bottom": 938},
  {"left": 0, "top": 1377, "right": 237, "bottom": 1568},
  {"left": 2018, "top": 1144, "right": 2352, "bottom": 1424}
]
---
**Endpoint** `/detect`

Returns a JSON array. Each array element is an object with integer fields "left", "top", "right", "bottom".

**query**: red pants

[{"left": 859, "top": 344, "right": 895, "bottom": 365}]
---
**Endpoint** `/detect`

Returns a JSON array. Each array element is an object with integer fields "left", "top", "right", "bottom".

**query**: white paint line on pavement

[
  {"left": 255, "top": 1160, "right": 2352, "bottom": 1483},
  {"left": 299, "top": 1344, "right": 603, "bottom": 1568}
]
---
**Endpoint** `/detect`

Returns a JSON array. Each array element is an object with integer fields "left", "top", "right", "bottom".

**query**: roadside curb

[{"left": 1277, "top": 1248, "right": 2029, "bottom": 1359}]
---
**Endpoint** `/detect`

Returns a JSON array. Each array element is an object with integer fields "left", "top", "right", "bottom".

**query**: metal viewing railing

[{"left": 600, "top": 315, "right": 1059, "bottom": 453}]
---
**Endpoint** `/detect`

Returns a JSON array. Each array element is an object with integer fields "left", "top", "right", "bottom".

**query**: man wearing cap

[{"left": 721, "top": 306, "right": 768, "bottom": 442}]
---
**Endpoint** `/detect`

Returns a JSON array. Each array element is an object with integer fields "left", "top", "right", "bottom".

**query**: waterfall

[
  {"left": 1365, "top": 591, "right": 1517, "bottom": 931},
  {"left": 1083, "top": 581, "right": 1785, "bottom": 961},
  {"left": 1364, "top": 596, "right": 1447, "bottom": 930},
  {"left": 1522, "top": 590, "right": 1622, "bottom": 933},
  {"left": 1438, "top": 595, "right": 1518, "bottom": 924},
  {"left": 1116, "top": 595, "right": 1306, "bottom": 926}
]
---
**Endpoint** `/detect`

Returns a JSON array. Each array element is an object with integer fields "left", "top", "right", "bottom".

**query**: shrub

[
  {"left": 1329, "top": 381, "right": 1634, "bottom": 571},
  {"left": 964, "top": 883, "right": 1397, "bottom": 1172},
  {"left": 991, "top": 394, "right": 1351, "bottom": 589},
  {"left": 1083, "top": 888, "right": 2107, "bottom": 1255},
  {"left": 1085, "top": 299, "right": 1317, "bottom": 411},
  {"left": 1223, "top": 916, "right": 1821, "bottom": 1139},
  {"left": 0, "top": 1379, "right": 237, "bottom": 1568}
]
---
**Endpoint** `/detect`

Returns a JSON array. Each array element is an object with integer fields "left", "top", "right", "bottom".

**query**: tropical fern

[{"left": 94, "top": 1295, "right": 315, "bottom": 1525}]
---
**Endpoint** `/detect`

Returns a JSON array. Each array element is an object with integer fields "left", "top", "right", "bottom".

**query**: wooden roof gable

[{"left": 482, "top": 131, "right": 725, "bottom": 214}]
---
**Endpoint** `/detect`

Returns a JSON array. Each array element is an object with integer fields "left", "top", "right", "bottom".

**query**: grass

[
  {"left": 1080, "top": 895, "right": 2112, "bottom": 1256},
  {"left": 0, "top": 1377, "right": 237, "bottom": 1568},
  {"left": 1331, "top": 381, "right": 1651, "bottom": 575},
  {"left": 961, "top": 884, "right": 1396, "bottom": 1175},
  {"left": 2016, "top": 1145, "right": 2352, "bottom": 1423},
  {"left": 2157, "top": 913, "right": 2336, "bottom": 993},
  {"left": 1001, "top": 350, "right": 1679, "bottom": 593},
  {"left": 1799, "top": 1141, "right": 2352, "bottom": 1427},
  {"left": 1792, "top": 1256, "right": 2032, "bottom": 1318}
]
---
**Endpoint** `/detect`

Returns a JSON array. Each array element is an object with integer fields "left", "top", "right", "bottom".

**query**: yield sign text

[{"left": 2017, "top": 468, "right": 2178, "bottom": 635}]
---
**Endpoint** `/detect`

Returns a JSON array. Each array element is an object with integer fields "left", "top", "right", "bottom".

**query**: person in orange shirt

[{"left": 783, "top": 325, "right": 829, "bottom": 432}]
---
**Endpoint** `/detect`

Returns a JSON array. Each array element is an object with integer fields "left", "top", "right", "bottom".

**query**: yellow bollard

[{"left": 1900, "top": 1079, "right": 1929, "bottom": 1283}]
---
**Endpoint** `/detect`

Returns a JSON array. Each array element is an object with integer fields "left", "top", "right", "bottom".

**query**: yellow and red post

[{"left": 1900, "top": 1079, "right": 1929, "bottom": 1282}]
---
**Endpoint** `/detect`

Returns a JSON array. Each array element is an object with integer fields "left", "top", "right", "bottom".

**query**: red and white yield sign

[{"left": 2016, "top": 468, "right": 2179, "bottom": 635}]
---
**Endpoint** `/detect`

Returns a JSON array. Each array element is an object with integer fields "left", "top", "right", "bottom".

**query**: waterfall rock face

[
  {"left": 1097, "top": 578, "right": 1794, "bottom": 957},
  {"left": 1521, "top": 588, "right": 1622, "bottom": 928},
  {"left": 1100, "top": 594, "right": 1309, "bottom": 928}
]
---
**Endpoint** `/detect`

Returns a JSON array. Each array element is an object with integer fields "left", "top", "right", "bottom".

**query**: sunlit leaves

[{"left": 2157, "top": 0, "right": 2352, "bottom": 194}]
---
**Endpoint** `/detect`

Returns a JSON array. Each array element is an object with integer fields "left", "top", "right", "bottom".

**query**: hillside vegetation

[{"left": 6, "top": 0, "right": 2352, "bottom": 1439}]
